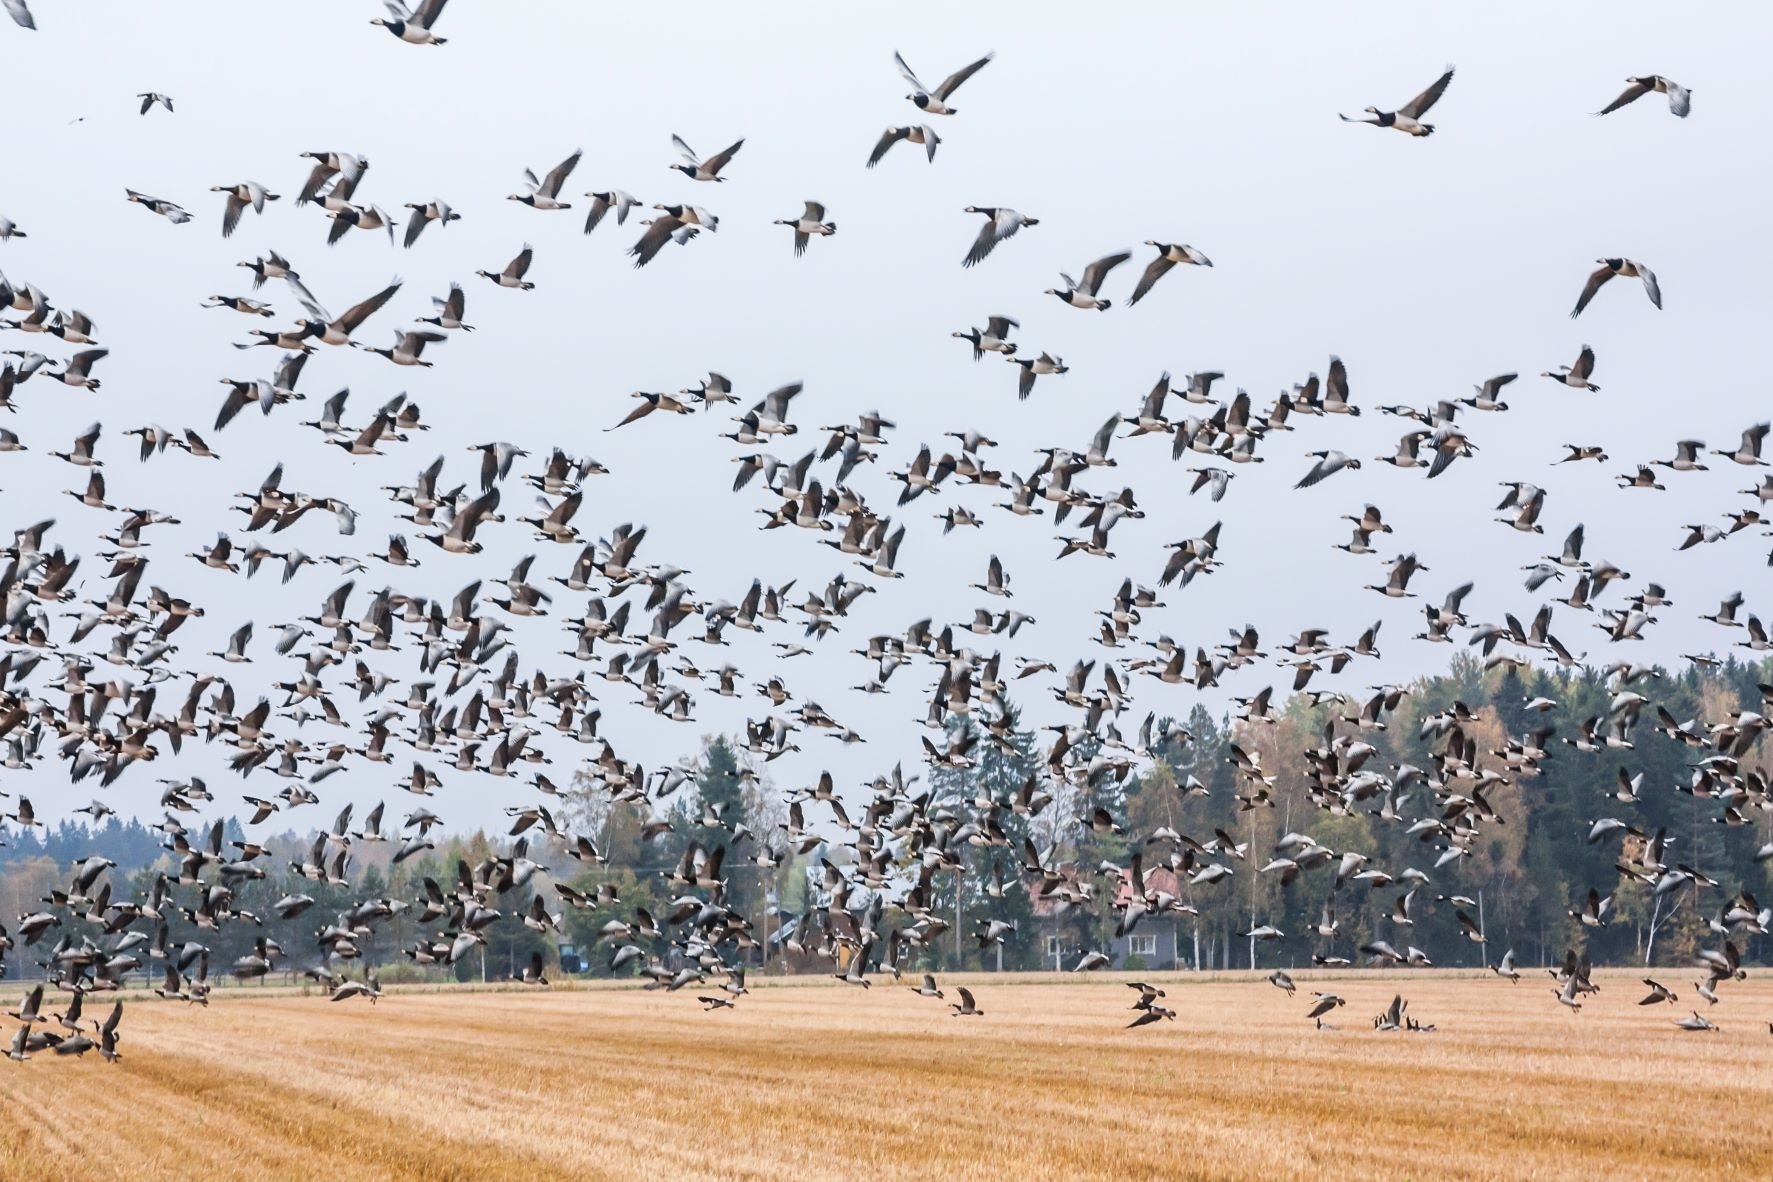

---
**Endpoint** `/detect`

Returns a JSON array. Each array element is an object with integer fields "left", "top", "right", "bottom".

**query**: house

[{"left": 1027, "top": 865, "right": 1184, "bottom": 971}]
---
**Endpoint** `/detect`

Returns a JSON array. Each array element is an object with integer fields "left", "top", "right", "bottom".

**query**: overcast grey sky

[{"left": 2, "top": 2, "right": 1769, "bottom": 833}]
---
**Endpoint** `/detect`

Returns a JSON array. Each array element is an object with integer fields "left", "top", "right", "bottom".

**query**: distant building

[{"left": 1028, "top": 866, "right": 1183, "bottom": 970}]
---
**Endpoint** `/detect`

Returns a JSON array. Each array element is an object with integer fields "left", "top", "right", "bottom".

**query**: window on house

[
  {"left": 1046, "top": 935, "right": 1062, "bottom": 957},
  {"left": 1128, "top": 934, "right": 1157, "bottom": 958}
]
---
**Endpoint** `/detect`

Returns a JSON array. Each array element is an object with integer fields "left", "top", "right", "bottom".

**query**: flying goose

[
  {"left": 1595, "top": 75, "right": 1690, "bottom": 118},
  {"left": 1542, "top": 345, "right": 1599, "bottom": 390},
  {"left": 669, "top": 134, "right": 744, "bottom": 182},
  {"left": 894, "top": 50, "right": 993, "bottom": 115},
  {"left": 294, "top": 277, "right": 403, "bottom": 345},
  {"left": 1295, "top": 450, "right": 1361, "bottom": 489},
  {"left": 125, "top": 188, "right": 191, "bottom": 224},
  {"left": 1571, "top": 258, "right": 1660, "bottom": 318},
  {"left": 45, "top": 348, "right": 108, "bottom": 391},
  {"left": 1009, "top": 352, "right": 1066, "bottom": 400},
  {"left": 372, "top": 0, "right": 450, "bottom": 45},
  {"left": 1047, "top": 251, "right": 1131, "bottom": 310},
  {"left": 775, "top": 201, "right": 836, "bottom": 256},
  {"left": 419, "top": 283, "right": 474, "bottom": 332},
  {"left": 1129, "top": 242, "right": 1212, "bottom": 306},
  {"left": 297, "top": 151, "right": 369, "bottom": 206},
  {"left": 628, "top": 216, "right": 698, "bottom": 268},
  {"left": 868, "top": 124, "right": 940, "bottom": 167},
  {"left": 962, "top": 207, "right": 1038, "bottom": 268},
  {"left": 202, "top": 295, "right": 274, "bottom": 317},
  {"left": 402, "top": 199, "right": 460, "bottom": 247},
  {"left": 1340, "top": 66, "right": 1455, "bottom": 136},
  {"left": 5, "top": 0, "right": 34, "bottom": 30},
  {"left": 326, "top": 201, "right": 398, "bottom": 246},
  {"left": 478, "top": 245, "right": 535, "bottom": 289},
  {"left": 948, "top": 986, "right": 982, "bottom": 1016},
  {"left": 137, "top": 92, "right": 173, "bottom": 114},
  {"left": 356, "top": 328, "right": 446, "bottom": 367},
  {"left": 1714, "top": 423, "right": 1769, "bottom": 466},
  {"left": 953, "top": 316, "right": 1018, "bottom": 363},
  {"left": 0, "top": 216, "right": 23, "bottom": 241},
  {"left": 210, "top": 182, "right": 279, "bottom": 238},
  {"left": 583, "top": 190, "right": 639, "bottom": 234},
  {"left": 510, "top": 150, "right": 581, "bottom": 209}
]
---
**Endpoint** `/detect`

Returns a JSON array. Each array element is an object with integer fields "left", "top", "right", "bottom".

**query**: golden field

[{"left": 3, "top": 969, "right": 1772, "bottom": 1181}]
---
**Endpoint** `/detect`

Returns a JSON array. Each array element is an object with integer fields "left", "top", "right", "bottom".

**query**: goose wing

[
  {"left": 334, "top": 279, "right": 403, "bottom": 333},
  {"left": 1570, "top": 266, "right": 1613, "bottom": 319},
  {"left": 1080, "top": 250, "right": 1131, "bottom": 296},
  {"left": 892, "top": 50, "right": 926, "bottom": 92},
  {"left": 867, "top": 126, "right": 909, "bottom": 168},
  {"left": 933, "top": 52, "right": 993, "bottom": 100},
  {"left": 1595, "top": 77, "right": 1652, "bottom": 116},
  {"left": 1398, "top": 66, "right": 1454, "bottom": 119},
  {"left": 540, "top": 149, "right": 582, "bottom": 198},
  {"left": 1129, "top": 254, "right": 1174, "bottom": 306}
]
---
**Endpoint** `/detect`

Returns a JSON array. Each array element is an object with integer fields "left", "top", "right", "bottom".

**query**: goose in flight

[
  {"left": 894, "top": 50, "right": 993, "bottom": 115},
  {"left": 372, "top": 0, "right": 450, "bottom": 45},
  {"left": 953, "top": 315, "right": 1018, "bottom": 361},
  {"left": 1009, "top": 352, "right": 1066, "bottom": 400},
  {"left": 582, "top": 190, "right": 639, "bottom": 235},
  {"left": 962, "top": 206, "right": 1038, "bottom": 268},
  {"left": 297, "top": 151, "right": 369, "bottom": 206},
  {"left": 1048, "top": 251, "right": 1132, "bottom": 310},
  {"left": 867, "top": 124, "right": 940, "bottom": 168},
  {"left": 1295, "top": 450, "right": 1361, "bottom": 490},
  {"left": 1340, "top": 66, "right": 1455, "bottom": 136},
  {"left": 1542, "top": 345, "right": 1599, "bottom": 391},
  {"left": 1571, "top": 258, "right": 1660, "bottom": 318},
  {"left": 1595, "top": 75, "right": 1690, "bottom": 118},
  {"left": 125, "top": 189, "right": 191, "bottom": 224},
  {"left": 509, "top": 150, "right": 581, "bottom": 210},
  {"left": 356, "top": 328, "right": 446, "bottom": 367},
  {"left": 775, "top": 201, "right": 836, "bottom": 257},
  {"left": 0, "top": 216, "right": 23, "bottom": 241},
  {"left": 948, "top": 986, "right": 982, "bottom": 1016},
  {"left": 478, "top": 245, "right": 535, "bottom": 289},
  {"left": 137, "top": 92, "right": 173, "bottom": 115},
  {"left": 4, "top": 0, "right": 34, "bottom": 30},
  {"left": 1714, "top": 423, "right": 1770, "bottom": 467},
  {"left": 1129, "top": 242, "right": 1212, "bottom": 306},
  {"left": 403, "top": 199, "right": 460, "bottom": 247},
  {"left": 210, "top": 182, "right": 278, "bottom": 239},
  {"left": 669, "top": 134, "right": 744, "bottom": 182}
]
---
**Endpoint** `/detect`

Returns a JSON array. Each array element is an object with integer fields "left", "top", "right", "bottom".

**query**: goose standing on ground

[
  {"left": 125, "top": 189, "right": 191, "bottom": 224},
  {"left": 478, "top": 245, "right": 535, "bottom": 289},
  {"left": 509, "top": 150, "right": 581, "bottom": 210},
  {"left": 137, "top": 92, "right": 173, "bottom": 115},
  {"left": 1129, "top": 241, "right": 1212, "bottom": 306},
  {"left": 867, "top": 124, "right": 940, "bottom": 168},
  {"left": 1340, "top": 66, "right": 1455, "bottom": 136},
  {"left": 1595, "top": 75, "right": 1690, "bottom": 118},
  {"left": 1048, "top": 251, "right": 1132, "bottom": 310},
  {"left": 669, "top": 134, "right": 744, "bottom": 182},
  {"left": 372, "top": 0, "right": 450, "bottom": 45},
  {"left": 211, "top": 182, "right": 279, "bottom": 239},
  {"left": 1571, "top": 258, "right": 1660, "bottom": 318},
  {"left": 775, "top": 202, "right": 836, "bottom": 257},
  {"left": 402, "top": 200, "right": 459, "bottom": 247},
  {"left": 894, "top": 50, "right": 993, "bottom": 115},
  {"left": 1543, "top": 345, "right": 1600, "bottom": 391},
  {"left": 962, "top": 207, "right": 1038, "bottom": 268}
]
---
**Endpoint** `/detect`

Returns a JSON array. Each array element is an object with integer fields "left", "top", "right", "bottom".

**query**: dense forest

[{"left": 5, "top": 654, "right": 1769, "bottom": 982}]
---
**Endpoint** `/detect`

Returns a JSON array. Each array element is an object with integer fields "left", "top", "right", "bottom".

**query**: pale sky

[{"left": 2, "top": 2, "right": 1769, "bottom": 833}]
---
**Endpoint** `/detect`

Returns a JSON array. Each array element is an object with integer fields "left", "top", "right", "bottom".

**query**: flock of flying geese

[{"left": 0, "top": 6, "right": 1767, "bottom": 1068}]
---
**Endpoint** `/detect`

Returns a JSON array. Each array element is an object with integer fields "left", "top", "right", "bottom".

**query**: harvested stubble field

[{"left": 3, "top": 969, "right": 1771, "bottom": 1181}]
